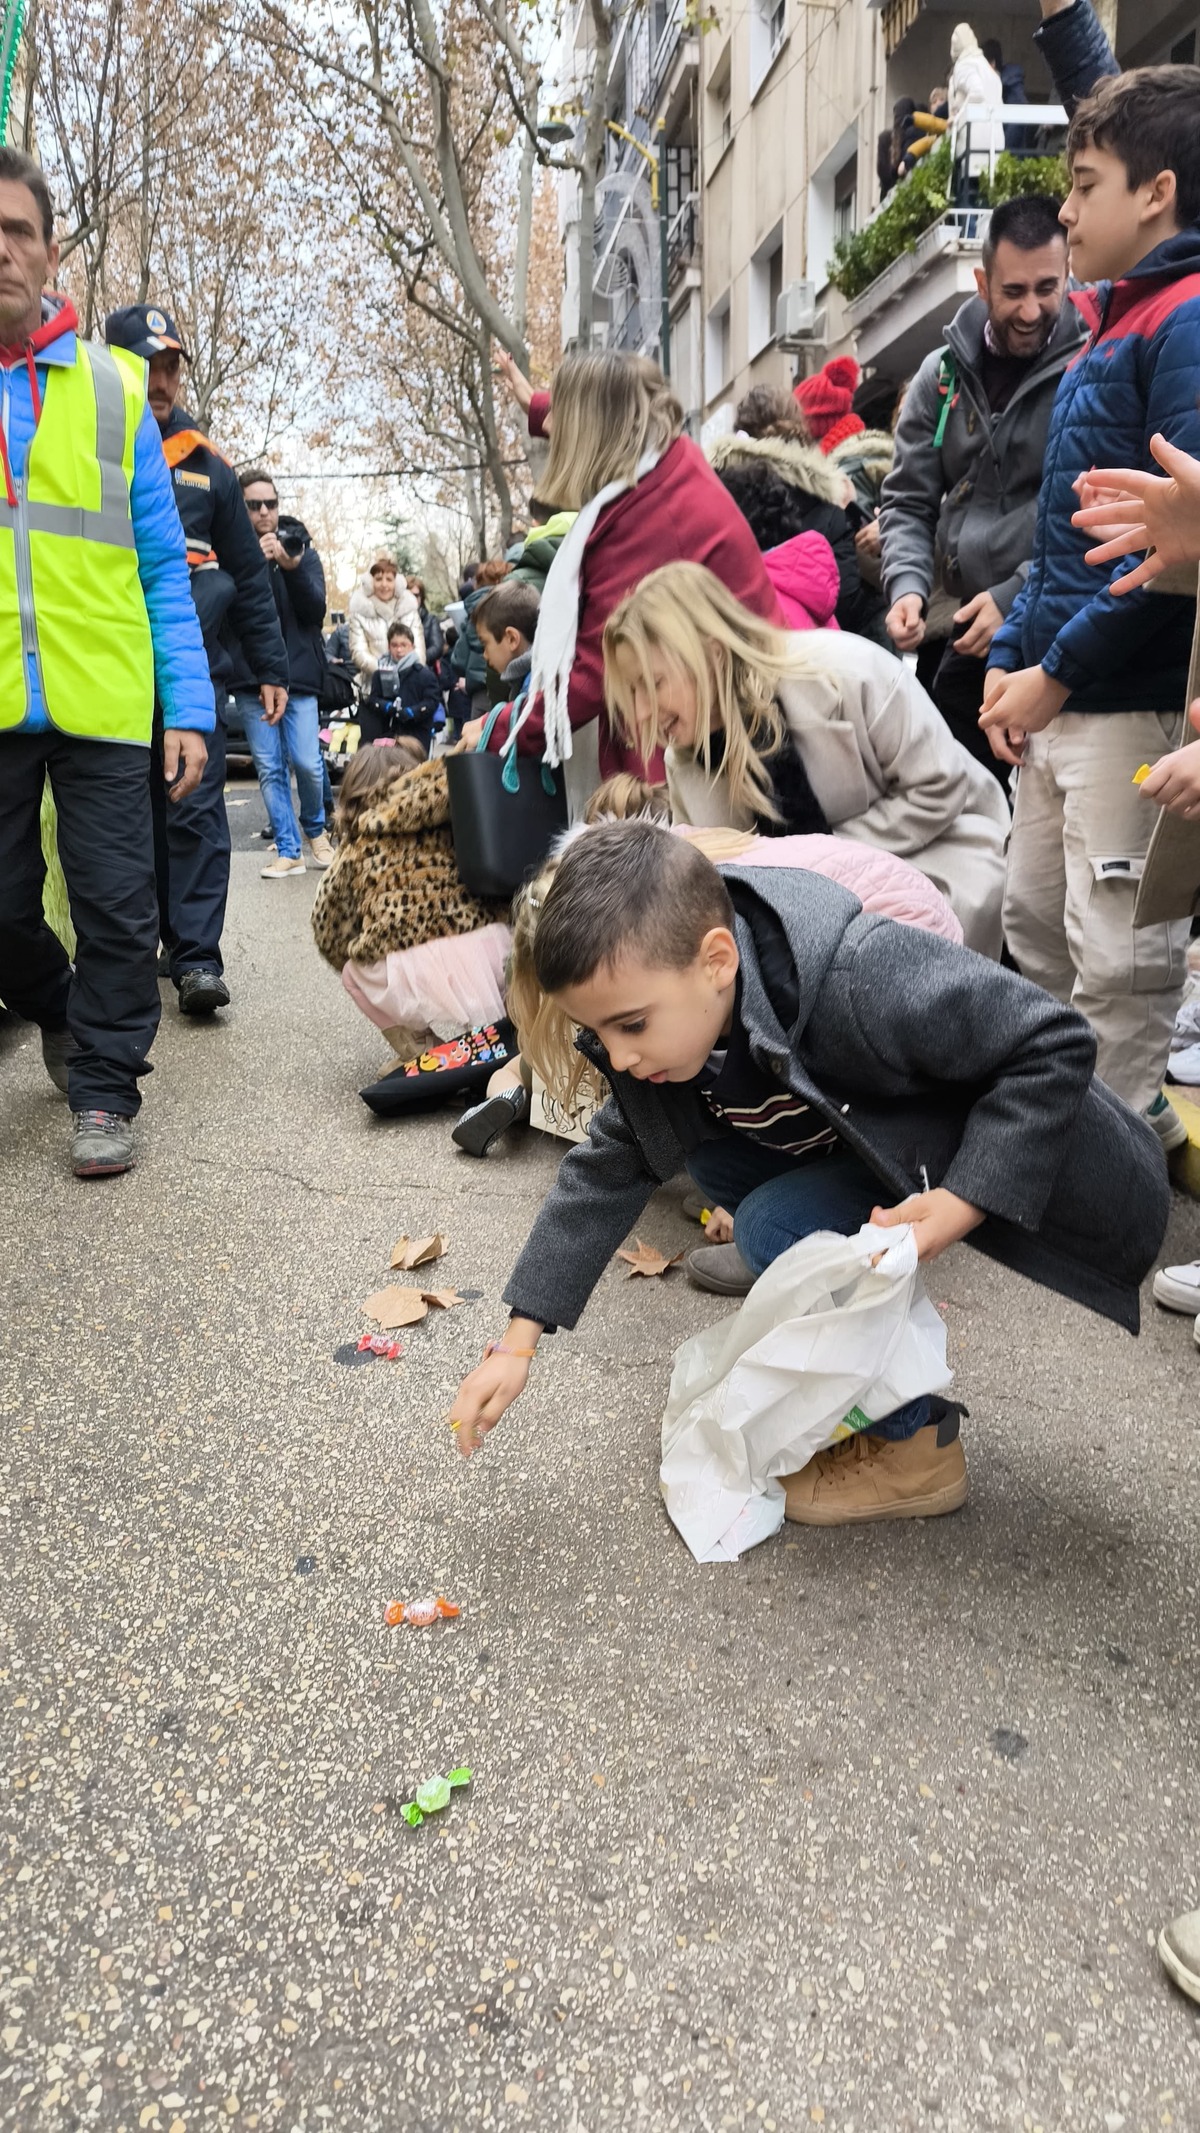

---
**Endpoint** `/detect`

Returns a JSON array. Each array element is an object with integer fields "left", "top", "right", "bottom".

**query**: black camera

[{"left": 279, "top": 527, "right": 306, "bottom": 559}]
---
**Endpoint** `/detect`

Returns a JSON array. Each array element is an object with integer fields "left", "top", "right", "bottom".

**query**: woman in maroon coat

[{"left": 483, "top": 352, "right": 784, "bottom": 784}]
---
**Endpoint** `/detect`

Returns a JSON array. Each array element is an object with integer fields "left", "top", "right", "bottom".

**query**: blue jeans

[
  {"left": 686, "top": 1136, "right": 929, "bottom": 1442},
  {"left": 236, "top": 691, "right": 324, "bottom": 858}
]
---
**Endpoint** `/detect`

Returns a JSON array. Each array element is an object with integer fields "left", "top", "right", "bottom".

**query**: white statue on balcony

[{"left": 948, "top": 22, "right": 1005, "bottom": 167}]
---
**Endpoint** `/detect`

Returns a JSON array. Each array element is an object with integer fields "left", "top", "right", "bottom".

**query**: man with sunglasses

[
  {"left": 230, "top": 471, "right": 334, "bottom": 879},
  {"left": 104, "top": 303, "right": 288, "bottom": 1017}
]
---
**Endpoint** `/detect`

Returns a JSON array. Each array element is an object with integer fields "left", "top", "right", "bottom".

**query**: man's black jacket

[
  {"left": 159, "top": 404, "right": 287, "bottom": 693},
  {"left": 228, "top": 514, "right": 328, "bottom": 698}
]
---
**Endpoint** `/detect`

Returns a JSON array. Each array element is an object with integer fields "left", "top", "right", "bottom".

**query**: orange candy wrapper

[{"left": 385, "top": 1594, "right": 461, "bottom": 1628}]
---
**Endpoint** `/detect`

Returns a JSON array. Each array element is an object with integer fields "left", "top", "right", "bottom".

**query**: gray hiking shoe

[
  {"left": 72, "top": 1109, "right": 136, "bottom": 1178},
  {"left": 41, "top": 1026, "right": 81, "bottom": 1095},
  {"left": 685, "top": 1242, "right": 756, "bottom": 1296},
  {"left": 178, "top": 969, "right": 231, "bottom": 1015}
]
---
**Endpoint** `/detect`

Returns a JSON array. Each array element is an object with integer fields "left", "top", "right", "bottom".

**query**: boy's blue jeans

[
  {"left": 236, "top": 691, "right": 325, "bottom": 859},
  {"left": 686, "top": 1136, "right": 929, "bottom": 1442}
]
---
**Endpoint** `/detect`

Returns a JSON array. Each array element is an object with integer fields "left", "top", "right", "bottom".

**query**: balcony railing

[
  {"left": 667, "top": 195, "right": 699, "bottom": 274},
  {"left": 843, "top": 206, "right": 989, "bottom": 330}
]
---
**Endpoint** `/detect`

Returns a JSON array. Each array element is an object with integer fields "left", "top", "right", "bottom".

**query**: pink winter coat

[
  {"left": 720, "top": 833, "right": 963, "bottom": 942},
  {"left": 762, "top": 531, "right": 841, "bottom": 632}
]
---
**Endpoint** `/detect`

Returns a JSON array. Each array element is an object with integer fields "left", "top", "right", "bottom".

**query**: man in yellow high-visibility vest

[{"left": 0, "top": 149, "right": 214, "bottom": 1178}]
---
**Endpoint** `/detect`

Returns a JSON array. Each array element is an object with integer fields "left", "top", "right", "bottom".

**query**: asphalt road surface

[{"left": 3, "top": 807, "right": 1200, "bottom": 2131}]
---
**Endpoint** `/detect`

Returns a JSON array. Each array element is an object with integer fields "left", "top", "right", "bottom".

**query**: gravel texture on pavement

[{"left": 3, "top": 813, "right": 1200, "bottom": 2132}]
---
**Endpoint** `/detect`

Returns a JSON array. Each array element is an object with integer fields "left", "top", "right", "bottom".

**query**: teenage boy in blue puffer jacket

[{"left": 980, "top": 67, "right": 1200, "bottom": 1151}]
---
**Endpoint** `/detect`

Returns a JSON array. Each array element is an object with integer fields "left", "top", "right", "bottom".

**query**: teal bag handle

[{"left": 477, "top": 689, "right": 556, "bottom": 798}]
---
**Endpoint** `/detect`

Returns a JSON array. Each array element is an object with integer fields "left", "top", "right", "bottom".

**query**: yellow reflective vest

[{"left": 0, "top": 340, "right": 155, "bottom": 742}]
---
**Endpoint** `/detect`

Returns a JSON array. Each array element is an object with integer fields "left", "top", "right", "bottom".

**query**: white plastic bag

[{"left": 659, "top": 1223, "right": 953, "bottom": 1563}]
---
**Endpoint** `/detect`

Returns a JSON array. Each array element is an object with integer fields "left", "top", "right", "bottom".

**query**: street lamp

[{"left": 537, "top": 113, "right": 575, "bottom": 145}]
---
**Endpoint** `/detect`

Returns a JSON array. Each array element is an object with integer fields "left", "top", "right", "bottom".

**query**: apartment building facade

[
  {"left": 698, "top": 0, "right": 1198, "bottom": 434},
  {"left": 556, "top": 0, "right": 706, "bottom": 425}
]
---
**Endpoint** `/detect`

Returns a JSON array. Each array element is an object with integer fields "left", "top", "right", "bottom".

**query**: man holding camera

[
  {"left": 229, "top": 470, "right": 333, "bottom": 880},
  {"left": 104, "top": 303, "right": 289, "bottom": 1014}
]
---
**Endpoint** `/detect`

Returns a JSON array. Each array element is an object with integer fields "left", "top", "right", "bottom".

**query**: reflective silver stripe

[
  {"left": 27, "top": 501, "right": 136, "bottom": 547},
  {"left": 0, "top": 495, "right": 135, "bottom": 546},
  {"left": 86, "top": 343, "right": 133, "bottom": 522}
]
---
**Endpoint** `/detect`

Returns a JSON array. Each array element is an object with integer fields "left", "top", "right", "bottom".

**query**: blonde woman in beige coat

[{"left": 604, "top": 561, "right": 1008, "bottom": 957}]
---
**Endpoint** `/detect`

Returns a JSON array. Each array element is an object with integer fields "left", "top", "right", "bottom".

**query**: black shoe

[
  {"left": 451, "top": 1083, "right": 531, "bottom": 1156},
  {"left": 178, "top": 970, "right": 231, "bottom": 1016}
]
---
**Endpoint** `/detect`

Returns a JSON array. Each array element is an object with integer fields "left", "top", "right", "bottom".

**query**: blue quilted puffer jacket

[{"left": 989, "top": 231, "right": 1200, "bottom": 715}]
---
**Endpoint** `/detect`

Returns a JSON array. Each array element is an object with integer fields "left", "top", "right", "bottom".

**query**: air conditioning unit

[{"left": 776, "top": 279, "right": 818, "bottom": 340}]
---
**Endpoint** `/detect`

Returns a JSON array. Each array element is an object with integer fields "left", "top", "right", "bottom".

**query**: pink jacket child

[{"left": 762, "top": 530, "right": 841, "bottom": 632}]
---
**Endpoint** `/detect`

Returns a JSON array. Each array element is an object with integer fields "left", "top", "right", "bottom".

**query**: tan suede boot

[{"left": 782, "top": 1417, "right": 967, "bottom": 1527}]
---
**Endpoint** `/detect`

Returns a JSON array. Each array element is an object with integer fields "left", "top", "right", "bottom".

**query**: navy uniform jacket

[{"left": 159, "top": 403, "right": 287, "bottom": 693}]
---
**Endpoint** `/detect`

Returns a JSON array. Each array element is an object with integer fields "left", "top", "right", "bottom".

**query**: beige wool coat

[{"left": 665, "top": 629, "right": 1009, "bottom": 957}]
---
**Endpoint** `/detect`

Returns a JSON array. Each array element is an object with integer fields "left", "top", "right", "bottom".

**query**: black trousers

[
  {"left": 356, "top": 701, "right": 434, "bottom": 752},
  {"left": 0, "top": 731, "right": 161, "bottom": 1114},
  {"left": 929, "top": 642, "right": 1011, "bottom": 789},
  {"left": 150, "top": 695, "right": 230, "bottom": 978}
]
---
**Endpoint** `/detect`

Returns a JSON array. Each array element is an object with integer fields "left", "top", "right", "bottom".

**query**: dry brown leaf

[
  {"left": 616, "top": 1238, "right": 685, "bottom": 1279},
  {"left": 421, "top": 1288, "right": 465, "bottom": 1310},
  {"left": 390, "top": 1233, "right": 448, "bottom": 1272},
  {"left": 362, "top": 1285, "right": 429, "bottom": 1329}
]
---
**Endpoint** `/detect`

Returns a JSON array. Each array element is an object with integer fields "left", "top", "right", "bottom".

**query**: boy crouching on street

[{"left": 449, "top": 824, "right": 1168, "bottom": 1524}]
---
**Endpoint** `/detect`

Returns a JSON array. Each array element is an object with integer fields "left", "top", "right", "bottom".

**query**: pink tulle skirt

[{"left": 341, "top": 922, "right": 511, "bottom": 1032}]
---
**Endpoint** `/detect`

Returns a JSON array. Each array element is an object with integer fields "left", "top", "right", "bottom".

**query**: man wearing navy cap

[{"left": 104, "top": 303, "right": 288, "bottom": 1016}]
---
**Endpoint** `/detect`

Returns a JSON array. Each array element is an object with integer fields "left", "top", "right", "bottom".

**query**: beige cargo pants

[{"left": 1003, "top": 710, "right": 1190, "bottom": 1114}]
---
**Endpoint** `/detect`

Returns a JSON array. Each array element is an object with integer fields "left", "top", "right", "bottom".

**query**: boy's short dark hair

[
  {"left": 981, "top": 193, "right": 1067, "bottom": 272},
  {"left": 533, "top": 821, "right": 735, "bottom": 996},
  {"left": 0, "top": 149, "right": 53, "bottom": 242},
  {"left": 387, "top": 621, "right": 414, "bottom": 644},
  {"left": 474, "top": 579, "right": 540, "bottom": 646},
  {"left": 1068, "top": 66, "right": 1200, "bottom": 226}
]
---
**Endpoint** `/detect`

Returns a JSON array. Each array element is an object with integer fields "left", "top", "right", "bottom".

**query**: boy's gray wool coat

[{"left": 503, "top": 866, "right": 1168, "bottom": 1336}]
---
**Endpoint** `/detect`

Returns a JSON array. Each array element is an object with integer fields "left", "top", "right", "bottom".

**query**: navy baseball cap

[{"left": 103, "top": 304, "right": 191, "bottom": 361}]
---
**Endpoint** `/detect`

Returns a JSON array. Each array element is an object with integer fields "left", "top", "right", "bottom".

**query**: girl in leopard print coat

[{"left": 311, "top": 744, "right": 511, "bottom": 1053}]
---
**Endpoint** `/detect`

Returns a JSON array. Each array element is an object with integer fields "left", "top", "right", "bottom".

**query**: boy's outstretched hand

[
  {"left": 449, "top": 1319, "right": 543, "bottom": 1459},
  {"left": 1072, "top": 434, "right": 1200, "bottom": 593},
  {"left": 871, "top": 1187, "right": 984, "bottom": 1262}
]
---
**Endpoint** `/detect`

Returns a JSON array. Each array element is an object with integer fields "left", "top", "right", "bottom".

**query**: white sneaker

[
  {"left": 261, "top": 854, "right": 306, "bottom": 879},
  {"left": 307, "top": 832, "right": 335, "bottom": 867},
  {"left": 1168, "top": 1042, "right": 1200, "bottom": 1085},
  {"left": 1153, "top": 1259, "right": 1200, "bottom": 1313},
  {"left": 1145, "top": 1093, "right": 1189, "bottom": 1152}
]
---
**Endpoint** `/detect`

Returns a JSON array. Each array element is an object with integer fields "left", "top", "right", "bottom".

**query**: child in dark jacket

[
  {"left": 981, "top": 67, "right": 1200, "bottom": 1141},
  {"left": 359, "top": 622, "right": 444, "bottom": 751},
  {"left": 448, "top": 823, "right": 1167, "bottom": 1523},
  {"left": 473, "top": 578, "right": 539, "bottom": 718}
]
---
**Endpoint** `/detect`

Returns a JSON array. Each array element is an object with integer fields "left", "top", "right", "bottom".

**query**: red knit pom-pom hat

[{"left": 793, "top": 355, "right": 865, "bottom": 454}]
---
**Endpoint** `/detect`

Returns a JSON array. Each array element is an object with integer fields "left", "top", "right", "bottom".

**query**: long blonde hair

[
  {"left": 506, "top": 777, "right": 670, "bottom": 1113},
  {"left": 540, "top": 353, "right": 683, "bottom": 513},
  {"left": 603, "top": 561, "right": 824, "bottom": 825}
]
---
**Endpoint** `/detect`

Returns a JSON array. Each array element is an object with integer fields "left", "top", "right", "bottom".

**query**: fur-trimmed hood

[
  {"left": 707, "top": 431, "right": 847, "bottom": 508},
  {"left": 829, "top": 427, "right": 894, "bottom": 480}
]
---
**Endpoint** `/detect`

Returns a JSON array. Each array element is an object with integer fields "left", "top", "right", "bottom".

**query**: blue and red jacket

[
  {"left": 989, "top": 231, "right": 1200, "bottom": 714},
  {"left": 0, "top": 293, "right": 214, "bottom": 739}
]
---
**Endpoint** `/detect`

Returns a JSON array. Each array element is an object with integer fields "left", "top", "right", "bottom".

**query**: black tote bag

[{"left": 445, "top": 699, "right": 567, "bottom": 900}]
